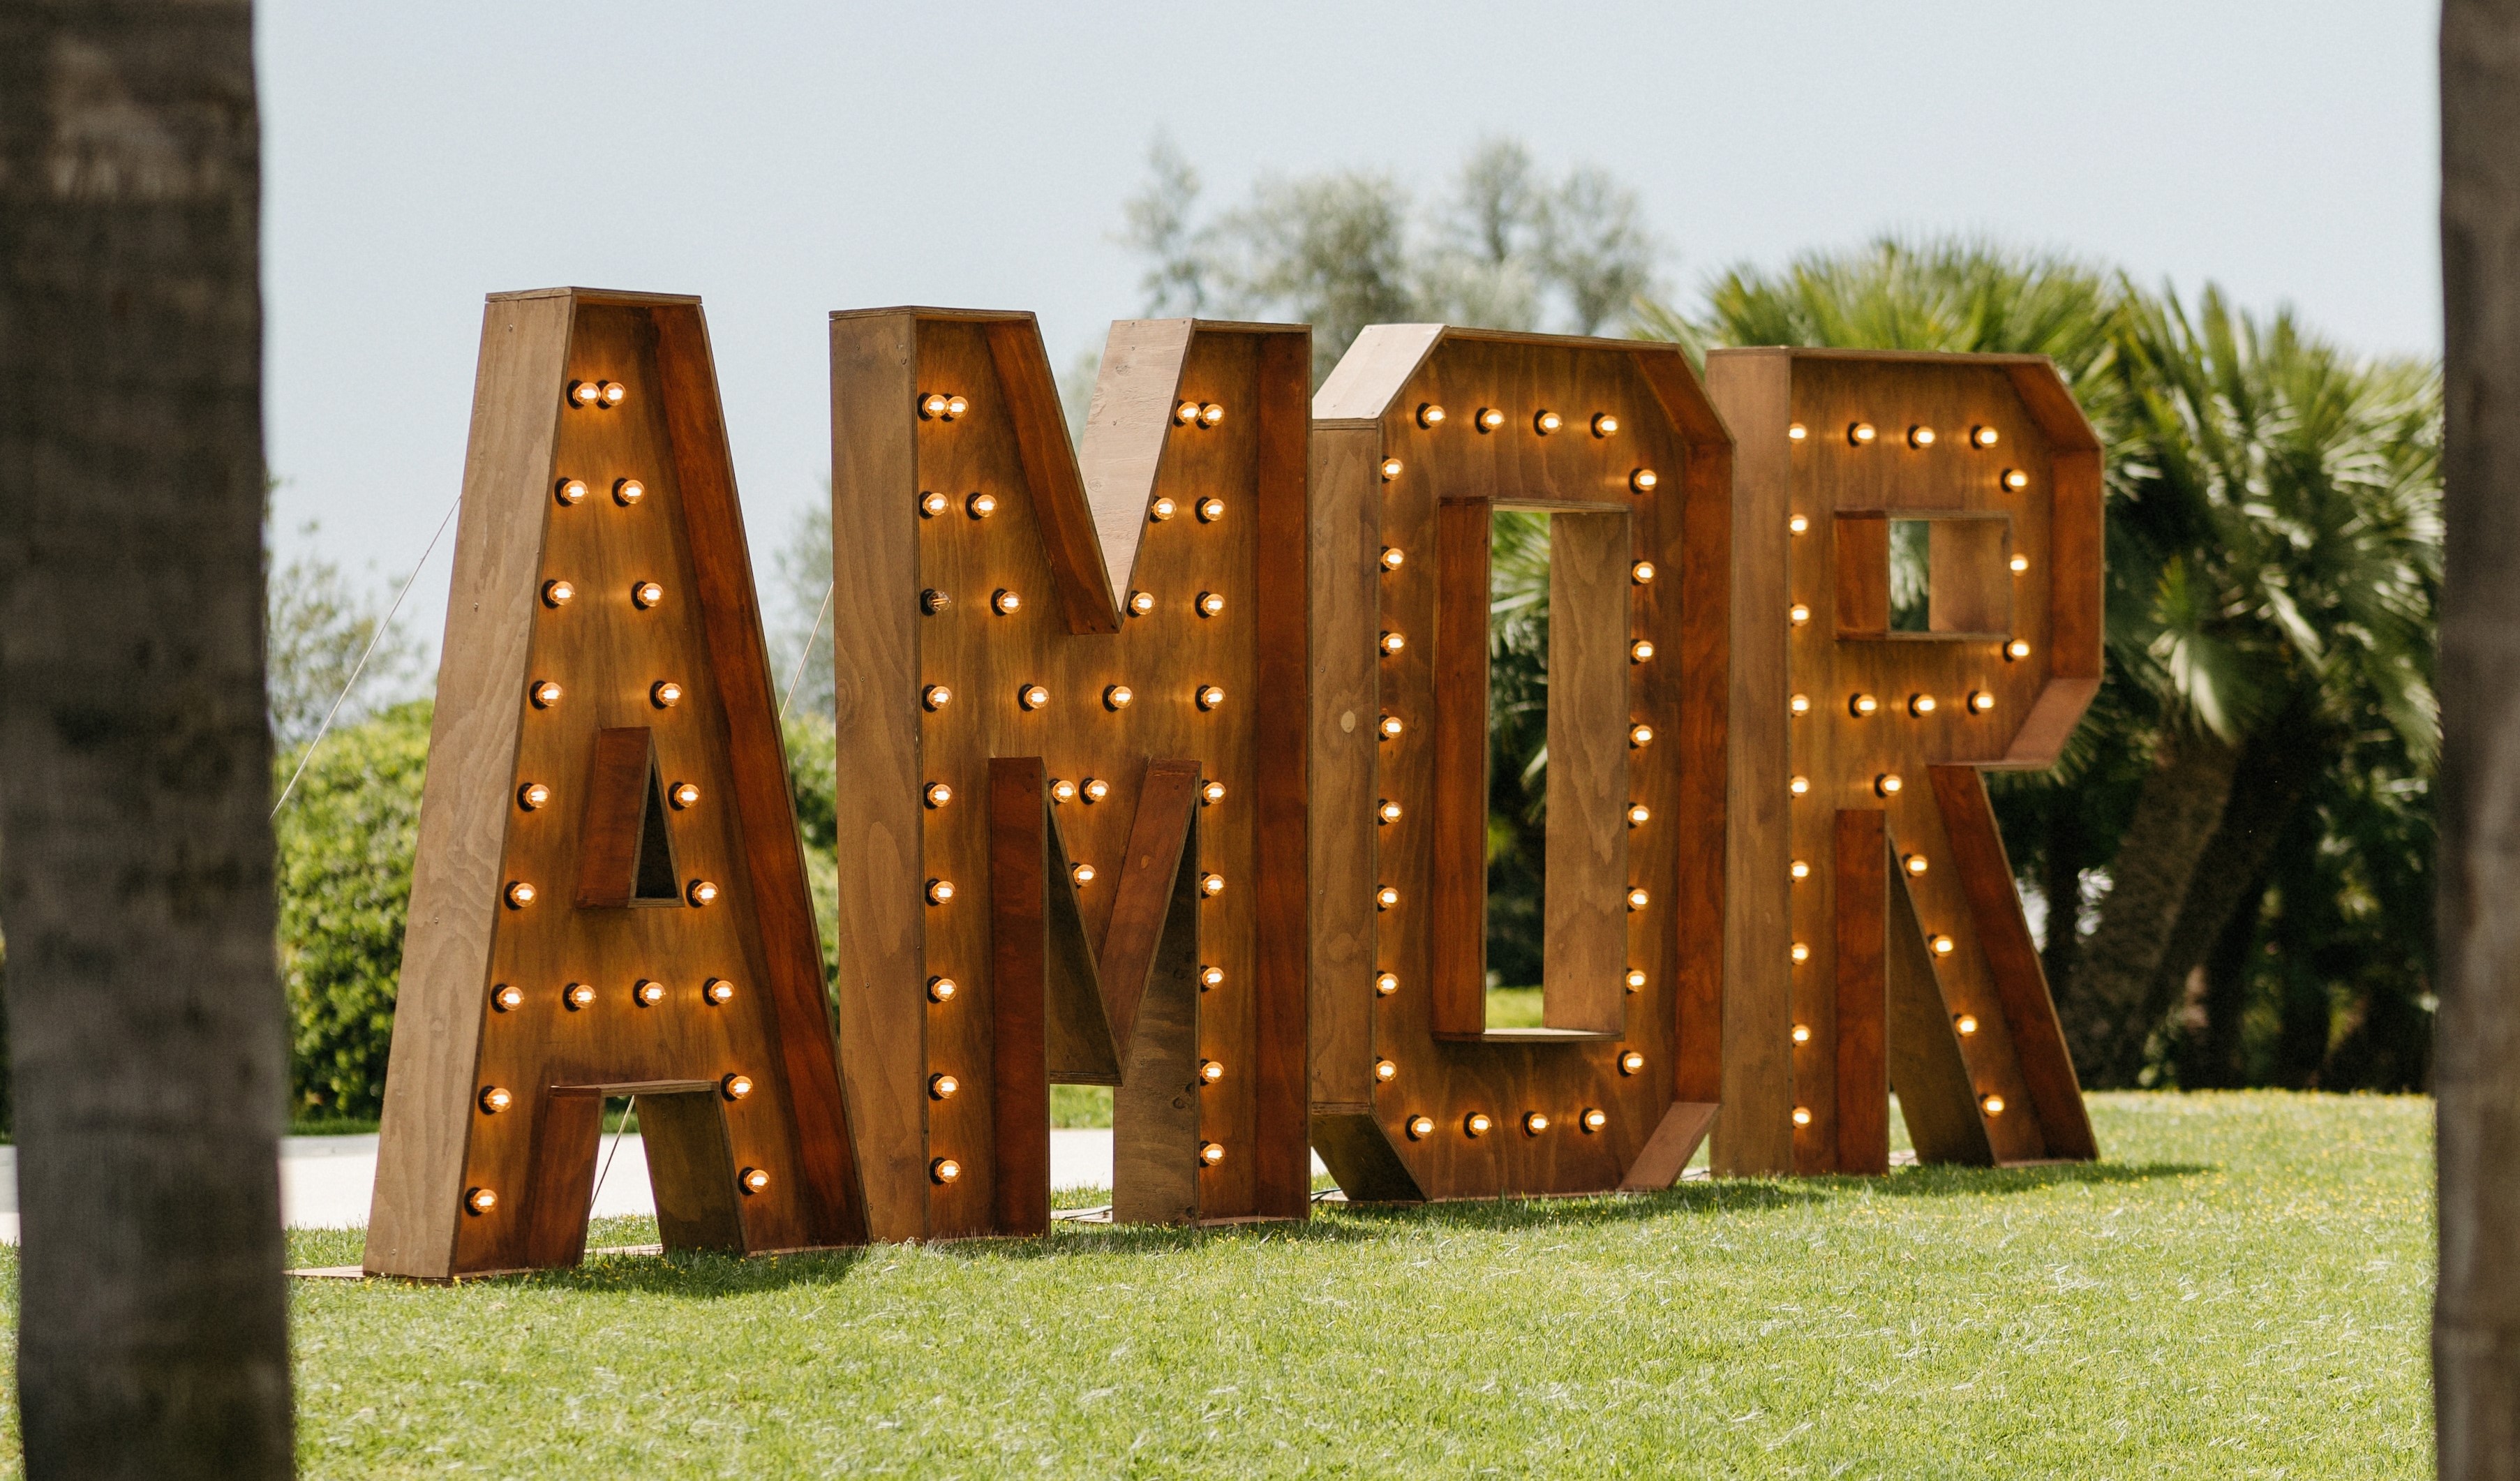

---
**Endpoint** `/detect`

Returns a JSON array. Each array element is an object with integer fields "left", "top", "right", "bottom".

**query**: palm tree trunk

[
  {"left": 2038, "top": 803, "right": 2087, "bottom": 1004},
  {"left": 0, "top": 7, "right": 293, "bottom": 1478},
  {"left": 2440, "top": 4, "right": 2520, "bottom": 1471},
  {"left": 2060, "top": 727, "right": 2241, "bottom": 1085}
]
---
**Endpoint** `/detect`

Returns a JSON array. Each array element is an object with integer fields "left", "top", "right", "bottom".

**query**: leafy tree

[
  {"left": 266, "top": 523, "right": 424, "bottom": 750},
  {"left": 767, "top": 499, "right": 836, "bottom": 724}
]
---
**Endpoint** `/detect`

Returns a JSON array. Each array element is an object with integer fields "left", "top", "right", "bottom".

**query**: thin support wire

[
  {"left": 780, "top": 578, "right": 837, "bottom": 722},
  {"left": 588, "top": 1094, "right": 636, "bottom": 1219},
  {"left": 269, "top": 491, "right": 463, "bottom": 819}
]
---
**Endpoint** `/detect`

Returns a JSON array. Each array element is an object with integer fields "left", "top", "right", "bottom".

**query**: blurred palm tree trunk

[
  {"left": 2439, "top": 1, "right": 2520, "bottom": 1473},
  {"left": 0, "top": 5, "right": 294, "bottom": 1477}
]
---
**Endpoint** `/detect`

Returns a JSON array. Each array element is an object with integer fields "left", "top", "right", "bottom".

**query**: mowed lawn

[{"left": 3, "top": 1092, "right": 2435, "bottom": 1477}]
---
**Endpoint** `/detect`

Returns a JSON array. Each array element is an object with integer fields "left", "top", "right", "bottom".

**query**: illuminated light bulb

[
  {"left": 1627, "top": 888, "right": 1650, "bottom": 911},
  {"left": 1200, "top": 780, "right": 1225, "bottom": 805},
  {"left": 493, "top": 984, "right": 523, "bottom": 1012},
  {"left": 1630, "top": 723, "right": 1654, "bottom": 747},
  {"left": 2010, "top": 554, "right": 2029, "bottom": 573},
  {"left": 923, "top": 782, "right": 953, "bottom": 810},
  {"left": 1791, "top": 693, "right": 1812, "bottom": 717},
  {"left": 1910, "top": 693, "right": 1938, "bottom": 716},
  {"left": 1969, "top": 690, "right": 1997, "bottom": 713},
  {"left": 1071, "top": 863, "right": 1096, "bottom": 886},
  {"left": 1632, "top": 560, "right": 1657, "bottom": 584},
  {"left": 920, "top": 490, "right": 949, "bottom": 517},
  {"left": 634, "top": 581, "right": 665, "bottom": 609},
  {"left": 531, "top": 680, "right": 562, "bottom": 708},
  {"left": 1381, "top": 458, "right": 1404, "bottom": 482},
  {"left": 945, "top": 394, "right": 967, "bottom": 418},
  {"left": 704, "top": 978, "right": 735, "bottom": 1005},
  {"left": 1082, "top": 777, "right": 1110, "bottom": 802},
  {"left": 920, "top": 588, "right": 952, "bottom": 615},
  {"left": 1931, "top": 935, "right": 1956, "bottom": 956},
  {"left": 467, "top": 1187, "right": 498, "bottom": 1214},
  {"left": 1972, "top": 425, "right": 1999, "bottom": 449},
  {"left": 557, "top": 477, "right": 589, "bottom": 505},
  {"left": 928, "top": 1073, "right": 959, "bottom": 1101},
  {"left": 1523, "top": 1111, "right": 1551, "bottom": 1135},
  {"left": 925, "top": 878, "right": 955, "bottom": 905},
  {"left": 1049, "top": 777, "right": 1078, "bottom": 803},
  {"left": 1791, "top": 859, "right": 1810, "bottom": 880},
  {"left": 613, "top": 478, "right": 645, "bottom": 506},
  {"left": 740, "top": 1167, "right": 770, "bottom": 1195},
  {"left": 1535, "top": 410, "right": 1563, "bottom": 434},
  {"left": 565, "top": 983, "right": 595, "bottom": 1010},
  {"left": 1789, "top": 603, "right": 1812, "bottom": 625},
  {"left": 671, "top": 782, "right": 699, "bottom": 809},
  {"left": 1630, "top": 640, "right": 1656, "bottom": 664},
  {"left": 1789, "top": 513, "right": 1810, "bottom": 535},
  {"left": 923, "top": 392, "right": 953, "bottom": 419},
  {"left": 1477, "top": 408, "right": 1506, "bottom": 432},
  {"left": 725, "top": 1073, "right": 758, "bottom": 1100},
  {"left": 967, "top": 492, "right": 998, "bottom": 519},
  {"left": 635, "top": 979, "right": 666, "bottom": 1007},
  {"left": 1627, "top": 803, "right": 1650, "bottom": 827},
  {"left": 1591, "top": 412, "right": 1619, "bottom": 438},
  {"left": 571, "top": 380, "right": 602, "bottom": 407},
  {"left": 1175, "top": 400, "right": 1200, "bottom": 425},
  {"left": 1374, "top": 1059, "right": 1398, "bottom": 1083},
  {"left": 519, "top": 782, "right": 551, "bottom": 811},
  {"left": 1618, "top": 1051, "right": 1646, "bottom": 1076},
  {"left": 1465, "top": 1112, "right": 1493, "bottom": 1137},
  {"left": 1197, "top": 591, "right": 1225, "bottom": 617},
  {"left": 1789, "top": 775, "right": 1810, "bottom": 796},
  {"left": 651, "top": 680, "right": 684, "bottom": 708},
  {"left": 1200, "top": 965, "right": 1225, "bottom": 990},
  {"left": 2006, "top": 640, "right": 2032, "bottom": 661},
  {"left": 505, "top": 881, "right": 537, "bottom": 908},
  {"left": 1103, "top": 685, "right": 1133, "bottom": 710},
  {"left": 1198, "top": 402, "right": 1224, "bottom": 427},
  {"left": 927, "top": 975, "right": 957, "bottom": 1003},
  {"left": 1625, "top": 968, "right": 1647, "bottom": 992},
  {"left": 930, "top": 1158, "right": 961, "bottom": 1184},
  {"left": 992, "top": 589, "right": 1021, "bottom": 616},
  {"left": 1375, "top": 885, "right": 1399, "bottom": 910},
  {"left": 1199, "top": 1059, "right": 1225, "bottom": 1085},
  {"left": 1791, "top": 942, "right": 1810, "bottom": 964},
  {"left": 1197, "top": 498, "right": 1225, "bottom": 522},
  {"left": 1791, "top": 1023, "right": 1812, "bottom": 1044},
  {"left": 686, "top": 878, "right": 719, "bottom": 907},
  {"left": 1150, "top": 497, "right": 1177, "bottom": 521},
  {"left": 2002, "top": 468, "right": 2029, "bottom": 491},
  {"left": 1792, "top": 1106, "right": 1813, "bottom": 1127},
  {"left": 923, "top": 685, "right": 952, "bottom": 710},
  {"left": 1019, "top": 684, "right": 1050, "bottom": 710},
  {"left": 1788, "top": 423, "right": 1808, "bottom": 442},
  {"left": 1954, "top": 1013, "right": 1979, "bottom": 1036},
  {"left": 1407, "top": 1115, "right": 1436, "bottom": 1140},
  {"left": 1128, "top": 590, "right": 1156, "bottom": 616},
  {"left": 1851, "top": 692, "right": 1879, "bottom": 717},
  {"left": 1375, "top": 972, "right": 1400, "bottom": 996},
  {"left": 1417, "top": 403, "right": 1445, "bottom": 428},
  {"left": 479, "top": 1086, "right": 513, "bottom": 1114},
  {"left": 1874, "top": 773, "right": 1903, "bottom": 797},
  {"left": 1199, "top": 1141, "right": 1227, "bottom": 1166},
  {"left": 1908, "top": 425, "right": 1937, "bottom": 448},
  {"left": 1380, "top": 546, "right": 1406, "bottom": 570},
  {"left": 1200, "top": 873, "right": 1226, "bottom": 898},
  {"left": 1380, "top": 631, "right": 1406, "bottom": 655},
  {"left": 1378, "top": 799, "right": 1403, "bottom": 825},
  {"left": 1980, "top": 1094, "right": 2006, "bottom": 1117},
  {"left": 1904, "top": 854, "right": 1930, "bottom": 877},
  {"left": 1581, "top": 1108, "right": 1609, "bottom": 1133},
  {"left": 1630, "top": 468, "right": 1659, "bottom": 493},
  {"left": 1382, "top": 715, "right": 1407, "bottom": 740},
  {"left": 1849, "top": 422, "right": 1877, "bottom": 445}
]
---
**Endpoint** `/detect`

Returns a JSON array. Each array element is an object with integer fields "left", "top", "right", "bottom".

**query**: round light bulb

[
  {"left": 1199, "top": 402, "right": 1223, "bottom": 428},
  {"left": 493, "top": 984, "right": 523, "bottom": 1012},
  {"left": 1196, "top": 498, "right": 1224, "bottom": 522},
  {"left": 1909, "top": 425, "right": 1936, "bottom": 447},
  {"left": 571, "top": 381, "right": 602, "bottom": 407},
  {"left": 1375, "top": 885, "right": 1399, "bottom": 910},
  {"left": 1626, "top": 803, "right": 1650, "bottom": 827},
  {"left": 1199, "top": 1141, "right": 1227, "bottom": 1166},
  {"left": 992, "top": 588, "right": 1021, "bottom": 616},
  {"left": 1477, "top": 408, "right": 1506, "bottom": 431},
  {"left": 1082, "top": 777, "right": 1110, "bottom": 802},
  {"left": 924, "top": 783, "right": 953, "bottom": 808},
  {"left": 479, "top": 1086, "right": 513, "bottom": 1114},
  {"left": 1050, "top": 779, "right": 1078, "bottom": 803},
  {"left": 1969, "top": 690, "right": 1997, "bottom": 713},
  {"left": 723, "top": 1073, "right": 754, "bottom": 1101},
  {"left": 920, "top": 588, "right": 952, "bottom": 615},
  {"left": 1910, "top": 693, "right": 1937, "bottom": 715},
  {"left": 1905, "top": 854, "right": 1930, "bottom": 876},
  {"left": 687, "top": 879, "right": 719, "bottom": 907},
  {"left": 1417, "top": 403, "right": 1445, "bottom": 427},
  {"left": 1197, "top": 591, "right": 1225, "bottom": 617},
  {"left": 1197, "top": 685, "right": 1226, "bottom": 710},
  {"left": 1200, "top": 965, "right": 1225, "bottom": 990},
  {"left": 1790, "top": 859, "right": 1811, "bottom": 880},
  {"left": 967, "top": 492, "right": 998, "bottom": 518},
  {"left": 2006, "top": 640, "right": 2032, "bottom": 660},
  {"left": 1789, "top": 775, "right": 1810, "bottom": 796},
  {"left": 1071, "top": 863, "right": 1096, "bottom": 886},
  {"left": 1377, "top": 799, "right": 1402, "bottom": 824},
  {"left": 1787, "top": 423, "right": 1808, "bottom": 442},
  {"left": 928, "top": 1073, "right": 958, "bottom": 1100},
  {"left": 600, "top": 381, "right": 625, "bottom": 405},
  {"left": 1582, "top": 1109, "right": 1609, "bottom": 1133},
  {"left": 2003, "top": 469, "right": 2029, "bottom": 491},
  {"left": 1381, "top": 458, "right": 1404, "bottom": 482},
  {"left": 924, "top": 393, "right": 953, "bottom": 419},
  {"left": 2011, "top": 554, "right": 2030, "bottom": 573},
  {"left": 634, "top": 581, "right": 665, "bottom": 609},
  {"left": 704, "top": 978, "right": 735, "bottom": 1005},
  {"left": 557, "top": 477, "right": 589, "bottom": 505},
  {"left": 1407, "top": 1115, "right": 1436, "bottom": 1140},
  {"left": 1175, "top": 400, "right": 1200, "bottom": 425},
  {"left": 1849, "top": 422, "right": 1877, "bottom": 445},
  {"left": 1792, "top": 1107, "right": 1813, "bottom": 1127},
  {"left": 1851, "top": 692, "right": 1879, "bottom": 717},
  {"left": 1875, "top": 773, "right": 1903, "bottom": 796},
  {"left": 1381, "top": 715, "right": 1406, "bottom": 739},
  {"left": 1954, "top": 1013, "right": 1979, "bottom": 1036},
  {"left": 1523, "top": 1111, "right": 1551, "bottom": 1135},
  {"left": 923, "top": 685, "right": 952, "bottom": 710},
  {"left": 1627, "top": 888, "right": 1650, "bottom": 911},
  {"left": 1972, "top": 425, "right": 1999, "bottom": 449},
  {"left": 1789, "top": 604, "right": 1812, "bottom": 625},
  {"left": 1932, "top": 935, "right": 1956, "bottom": 956},
  {"left": 1630, "top": 723, "right": 1654, "bottom": 747},
  {"left": 1980, "top": 1094, "right": 2006, "bottom": 1117},
  {"left": 1791, "top": 942, "right": 1810, "bottom": 964},
  {"left": 740, "top": 1167, "right": 770, "bottom": 1194},
  {"left": 1199, "top": 1060, "right": 1225, "bottom": 1085},
  {"left": 669, "top": 782, "right": 699, "bottom": 810},
  {"left": 505, "top": 881, "right": 537, "bottom": 908},
  {"left": 635, "top": 979, "right": 665, "bottom": 1006},
  {"left": 1591, "top": 412, "right": 1618, "bottom": 438},
  {"left": 531, "top": 680, "right": 562, "bottom": 708},
  {"left": 1466, "top": 1112, "right": 1493, "bottom": 1136},
  {"left": 1374, "top": 1059, "right": 1397, "bottom": 1082},
  {"left": 1618, "top": 1052, "right": 1646, "bottom": 1076},
  {"left": 930, "top": 1159, "right": 961, "bottom": 1184},
  {"left": 1380, "top": 546, "right": 1406, "bottom": 571},
  {"left": 920, "top": 491, "right": 949, "bottom": 517},
  {"left": 1625, "top": 968, "right": 1647, "bottom": 992},
  {"left": 1789, "top": 513, "right": 1810, "bottom": 535},
  {"left": 1630, "top": 468, "right": 1659, "bottom": 493},
  {"left": 1150, "top": 497, "right": 1177, "bottom": 521},
  {"left": 927, "top": 975, "right": 957, "bottom": 1002},
  {"left": 1535, "top": 410, "right": 1563, "bottom": 434},
  {"left": 1791, "top": 1024, "right": 1812, "bottom": 1044},
  {"left": 519, "top": 782, "right": 551, "bottom": 811},
  {"left": 1103, "top": 685, "right": 1133, "bottom": 710},
  {"left": 1631, "top": 561, "right": 1655, "bottom": 584},
  {"left": 1380, "top": 631, "right": 1406, "bottom": 655},
  {"left": 1200, "top": 873, "right": 1226, "bottom": 897},
  {"left": 1128, "top": 590, "right": 1156, "bottom": 616},
  {"left": 613, "top": 478, "right": 644, "bottom": 506},
  {"left": 1375, "top": 972, "right": 1399, "bottom": 996},
  {"left": 651, "top": 680, "right": 683, "bottom": 708},
  {"left": 925, "top": 878, "right": 955, "bottom": 905},
  {"left": 1200, "top": 780, "right": 1225, "bottom": 805},
  {"left": 565, "top": 983, "right": 595, "bottom": 1010},
  {"left": 1020, "top": 684, "right": 1050, "bottom": 710},
  {"left": 467, "top": 1187, "right": 498, "bottom": 1214},
  {"left": 1791, "top": 693, "right": 1812, "bottom": 716}
]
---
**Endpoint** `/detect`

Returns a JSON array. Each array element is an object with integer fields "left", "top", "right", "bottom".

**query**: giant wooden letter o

[{"left": 1308, "top": 327, "right": 1735, "bottom": 1200}]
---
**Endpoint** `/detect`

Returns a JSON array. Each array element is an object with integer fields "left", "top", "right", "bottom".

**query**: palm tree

[{"left": 0, "top": 8, "right": 295, "bottom": 1476}]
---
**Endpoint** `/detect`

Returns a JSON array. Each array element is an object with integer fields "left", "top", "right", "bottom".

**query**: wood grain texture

[
  {"left": 1111, "top": 812, "right": 1204, "bottom": 1225},
  {"left": 1833, "top": 512, "right": 1890, "bottom": 638},
  {"left": 986, "top": 320, "right": 1119, "bottom": 634},
  {"left": 523, "top": 1088, "right": 606, "bottom": 1269},
  {"left": 1831, "top": 810, "right": 1889, "bottom": 1175},
  {"left": 1882, "top": 855, "right": 1995, "bottom": 1166},
  {"left": 1306, "top": 422, "right": 1382, "bottom": 1111},
  {"left": 638, "top": 1087, "right": 748, "bottom": 1252},
  {"left": 987, "top": 759, "right": 1053, "bottom": 1238},
  {"left": 1542, "top": 509, "right": 1630, "bottom": 1035},
  {"left": 1079, "top": 319, "right": 1198, "bottom": 601},
  {"left": 1089, "top": 759, "right": 1201, "bottom": 1056},
  {"left": 574, "top": 728, "right": 664, "bottom": 908},
  {"left": 1616, "top": 1101, "right": 1719, "bottom": 1191},
  {"left": 1429, "top": 500, "right": 1493, "bottom": 1040}
]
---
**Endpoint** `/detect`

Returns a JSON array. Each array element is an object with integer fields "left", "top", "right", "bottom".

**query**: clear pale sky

[{"left": 259, "top": 0, "right": 2439, "bottom": 665}]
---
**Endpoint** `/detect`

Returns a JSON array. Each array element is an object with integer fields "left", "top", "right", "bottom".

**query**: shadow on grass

[{"left": 1860, "top": 1159, "right": 2214, "bottom": 1198}]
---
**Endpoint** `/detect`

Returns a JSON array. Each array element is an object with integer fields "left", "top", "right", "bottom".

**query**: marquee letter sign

[
  {"left": 828, "top": 311, "right": 1313, "bottom": 1239},
  {"left": 1706, "top": 348, "right": 2101, "bottom": 1175},
  {"left": 1306, "top": 327, "right": 1735, "bottom": 1200},
  {"left": 366, "top": 290, "right": 863, "bottom": 1278}
]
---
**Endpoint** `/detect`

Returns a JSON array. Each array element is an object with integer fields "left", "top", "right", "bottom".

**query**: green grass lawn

[{"left": 3, "top": 1092, "right": 2438, "bottom": 1476}]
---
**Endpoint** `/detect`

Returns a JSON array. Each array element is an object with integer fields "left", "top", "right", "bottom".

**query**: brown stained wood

[
  {"left": 1311, "top": 323, "right": 1446, "bottom": 421},
  {"left": 1112, "top": 816, "right": 1205, "bottom": 1225},
  {"left": 1429, "top": 501, "right": 1493, "bottom": 1039},
  {"left": 1664, "top": 366, "right": 1734, "bottom": 1112},
  {"left": 1999, "top": 676, "right": 2105, "bottom": 770},
  {"left": 1833, "top": 512, "right": 1890, "bottom": 637},
  {"left": 637, "top": 1087, "right": 749, "bottom": 1253},
  {"left": 1929, "top": 766, "right": 2097, "bottom": 1159},
  {"left": 988, "top": 759, "right": 1053, "bottom": 1237},
  {"left": 366, "top": 293, "right": 574, "bottom": 1279},
  {"left": 1306, "top": 422, "right": 1383, "bottom": 1111},
  {"left": 1541, "top": 509, "right": 1630, "bottom": 1035},
  {"left": 1079, "top": 319, "right": 1198, "bottom": 600},
  {"left": 2045, "top": 449, "right": 2105, "bottom": 683},
  {"left": 1039, "top": 809, "right": 1120, "bottom": 1087},
  {"left": 1097, "top": 760, "right": 1202, "bottom": 1058},
  {"left": 574, "top": 728, "right": 664, "bottom": 908},
  {"left": 1616, "top": 1101, "right": 1719, "bottom": 1191},
  {"left": 984, "top": 320, "right": 1119, "bottom": 634},
  {"left": 1882, "top": 856, "right": 1996, "bottom": 1167},
  {"left": 1927, "top": 516, "right": 2015, "bottom": 637},
  {"left": 523, "top": 1088, "right": 606, "bottom": 1269},
  {"left": 1310, "top": 1112, "right": 1427, "bottom": 1203},
  {"left": 1832, "top": 810, "right": 1889, "bottom": 1175}
]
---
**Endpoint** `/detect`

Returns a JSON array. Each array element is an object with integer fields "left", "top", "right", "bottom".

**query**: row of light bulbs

[
  {"left": 1787, "top": 771, "right": 1905, "bottom": 799},
  {"left": 1410, "top": 401, "right": 1622, "bottom": 438},
  {"left": 1402, "top": 1106, "right": 1614, "bottom": 1141},
  {"left": 1788, "top": 420, "right": 2001, "bottom": 450},
  {"left": 527, "top": 677, "right": 684, "bottom": 710},
  {"left": 1791, "top": 690, "right": 2000, "bottom": 719}
]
